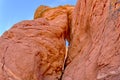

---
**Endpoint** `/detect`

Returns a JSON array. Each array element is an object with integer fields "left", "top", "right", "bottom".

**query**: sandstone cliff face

[
  {"left": 0, "top": 6, "right": 73, "bottom": 80},
  {"left": 62, "top": 0, "right": 120, "bottom": 80},
  {"left": 0, "top": 0, "right": 120, "bottom": 80}
]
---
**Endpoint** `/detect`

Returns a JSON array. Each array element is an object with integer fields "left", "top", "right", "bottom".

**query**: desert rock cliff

[
  {"left": 62, "top": 0, "right": 120, "bottom": 80},
  {"left": 0, "top": 0, "right": 120, "bottom": 80}
]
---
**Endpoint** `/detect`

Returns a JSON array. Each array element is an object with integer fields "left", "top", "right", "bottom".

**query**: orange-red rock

[
  {"left": 62, "top": 0, "right": 120, "bottom": 80},
  {"left": 1, "top": 0, "right": 120, "bottom": 80},
  {"left": 0, "top": 5, "right": 74, "bottom": 80}
]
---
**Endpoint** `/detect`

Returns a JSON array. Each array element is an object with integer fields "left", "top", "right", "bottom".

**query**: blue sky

[{"left": 0, "top": 0, "right": 77, "bottom": 35}]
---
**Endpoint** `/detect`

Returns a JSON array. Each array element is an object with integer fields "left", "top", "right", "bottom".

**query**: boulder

[{"left": 0, "top": 5, "right": 73, "bottom": 80}]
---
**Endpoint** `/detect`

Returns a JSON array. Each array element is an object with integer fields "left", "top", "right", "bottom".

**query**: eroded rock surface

[
  {"left": 0, "top": 5, "right": 74, "bottom": 80},
  {"left": 1, "top": 0, "right": 120, "bottom": 80},
  {"left": 62, "top": 0, "right": 120, "bottom": 80}
]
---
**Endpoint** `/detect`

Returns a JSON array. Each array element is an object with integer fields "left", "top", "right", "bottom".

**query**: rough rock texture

[
  {"left": 34, "top": 5, "right": 74, "bottom": 41},
  {"left": 62, "top": 0, "right": 120, "bottom": 80},
  {"left": 0, "top": 5, "right": 74, "bottom": 80},
  {"left": 0, "top": 0, "right": 120, "bottom": 80}
]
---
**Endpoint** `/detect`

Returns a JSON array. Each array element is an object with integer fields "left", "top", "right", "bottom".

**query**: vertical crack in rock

[
  {"left": 59, "top": 6, "right": 74, "bottom": 80},
  {"left": 59, "top": 45, "right": 68, "bottom": 80}
]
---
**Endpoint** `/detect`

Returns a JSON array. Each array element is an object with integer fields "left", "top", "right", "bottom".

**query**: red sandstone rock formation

[
  {"left": 0, "top": 5, "right": 74, "bottom": 80},
  {"left": 0, "top": 0, "right": 120, "bottom": 80},
  {"left": 62, "top": 0, "right": 120, "bottom": 80}
]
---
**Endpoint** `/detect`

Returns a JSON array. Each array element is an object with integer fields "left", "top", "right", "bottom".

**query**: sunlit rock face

[
  {"left": 34, "top": 5, "right": 74, "bottom": 42},
  {"left": 0, "top": 0, "right": 120, "bottom": 80},
  {"left": 0, "top": 5, "right": 74, "bottom": 80},
  {"left": 62, "top": 0, "right": 120, "bottom": 80}
]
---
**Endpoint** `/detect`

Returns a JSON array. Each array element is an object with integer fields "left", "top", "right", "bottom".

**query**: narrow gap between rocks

[
  {"left": 59, "top": 10, "right": 71, "bottom": 79},
  {"left": 59, "top": 40, "right": 69, "bottom": 80}
]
